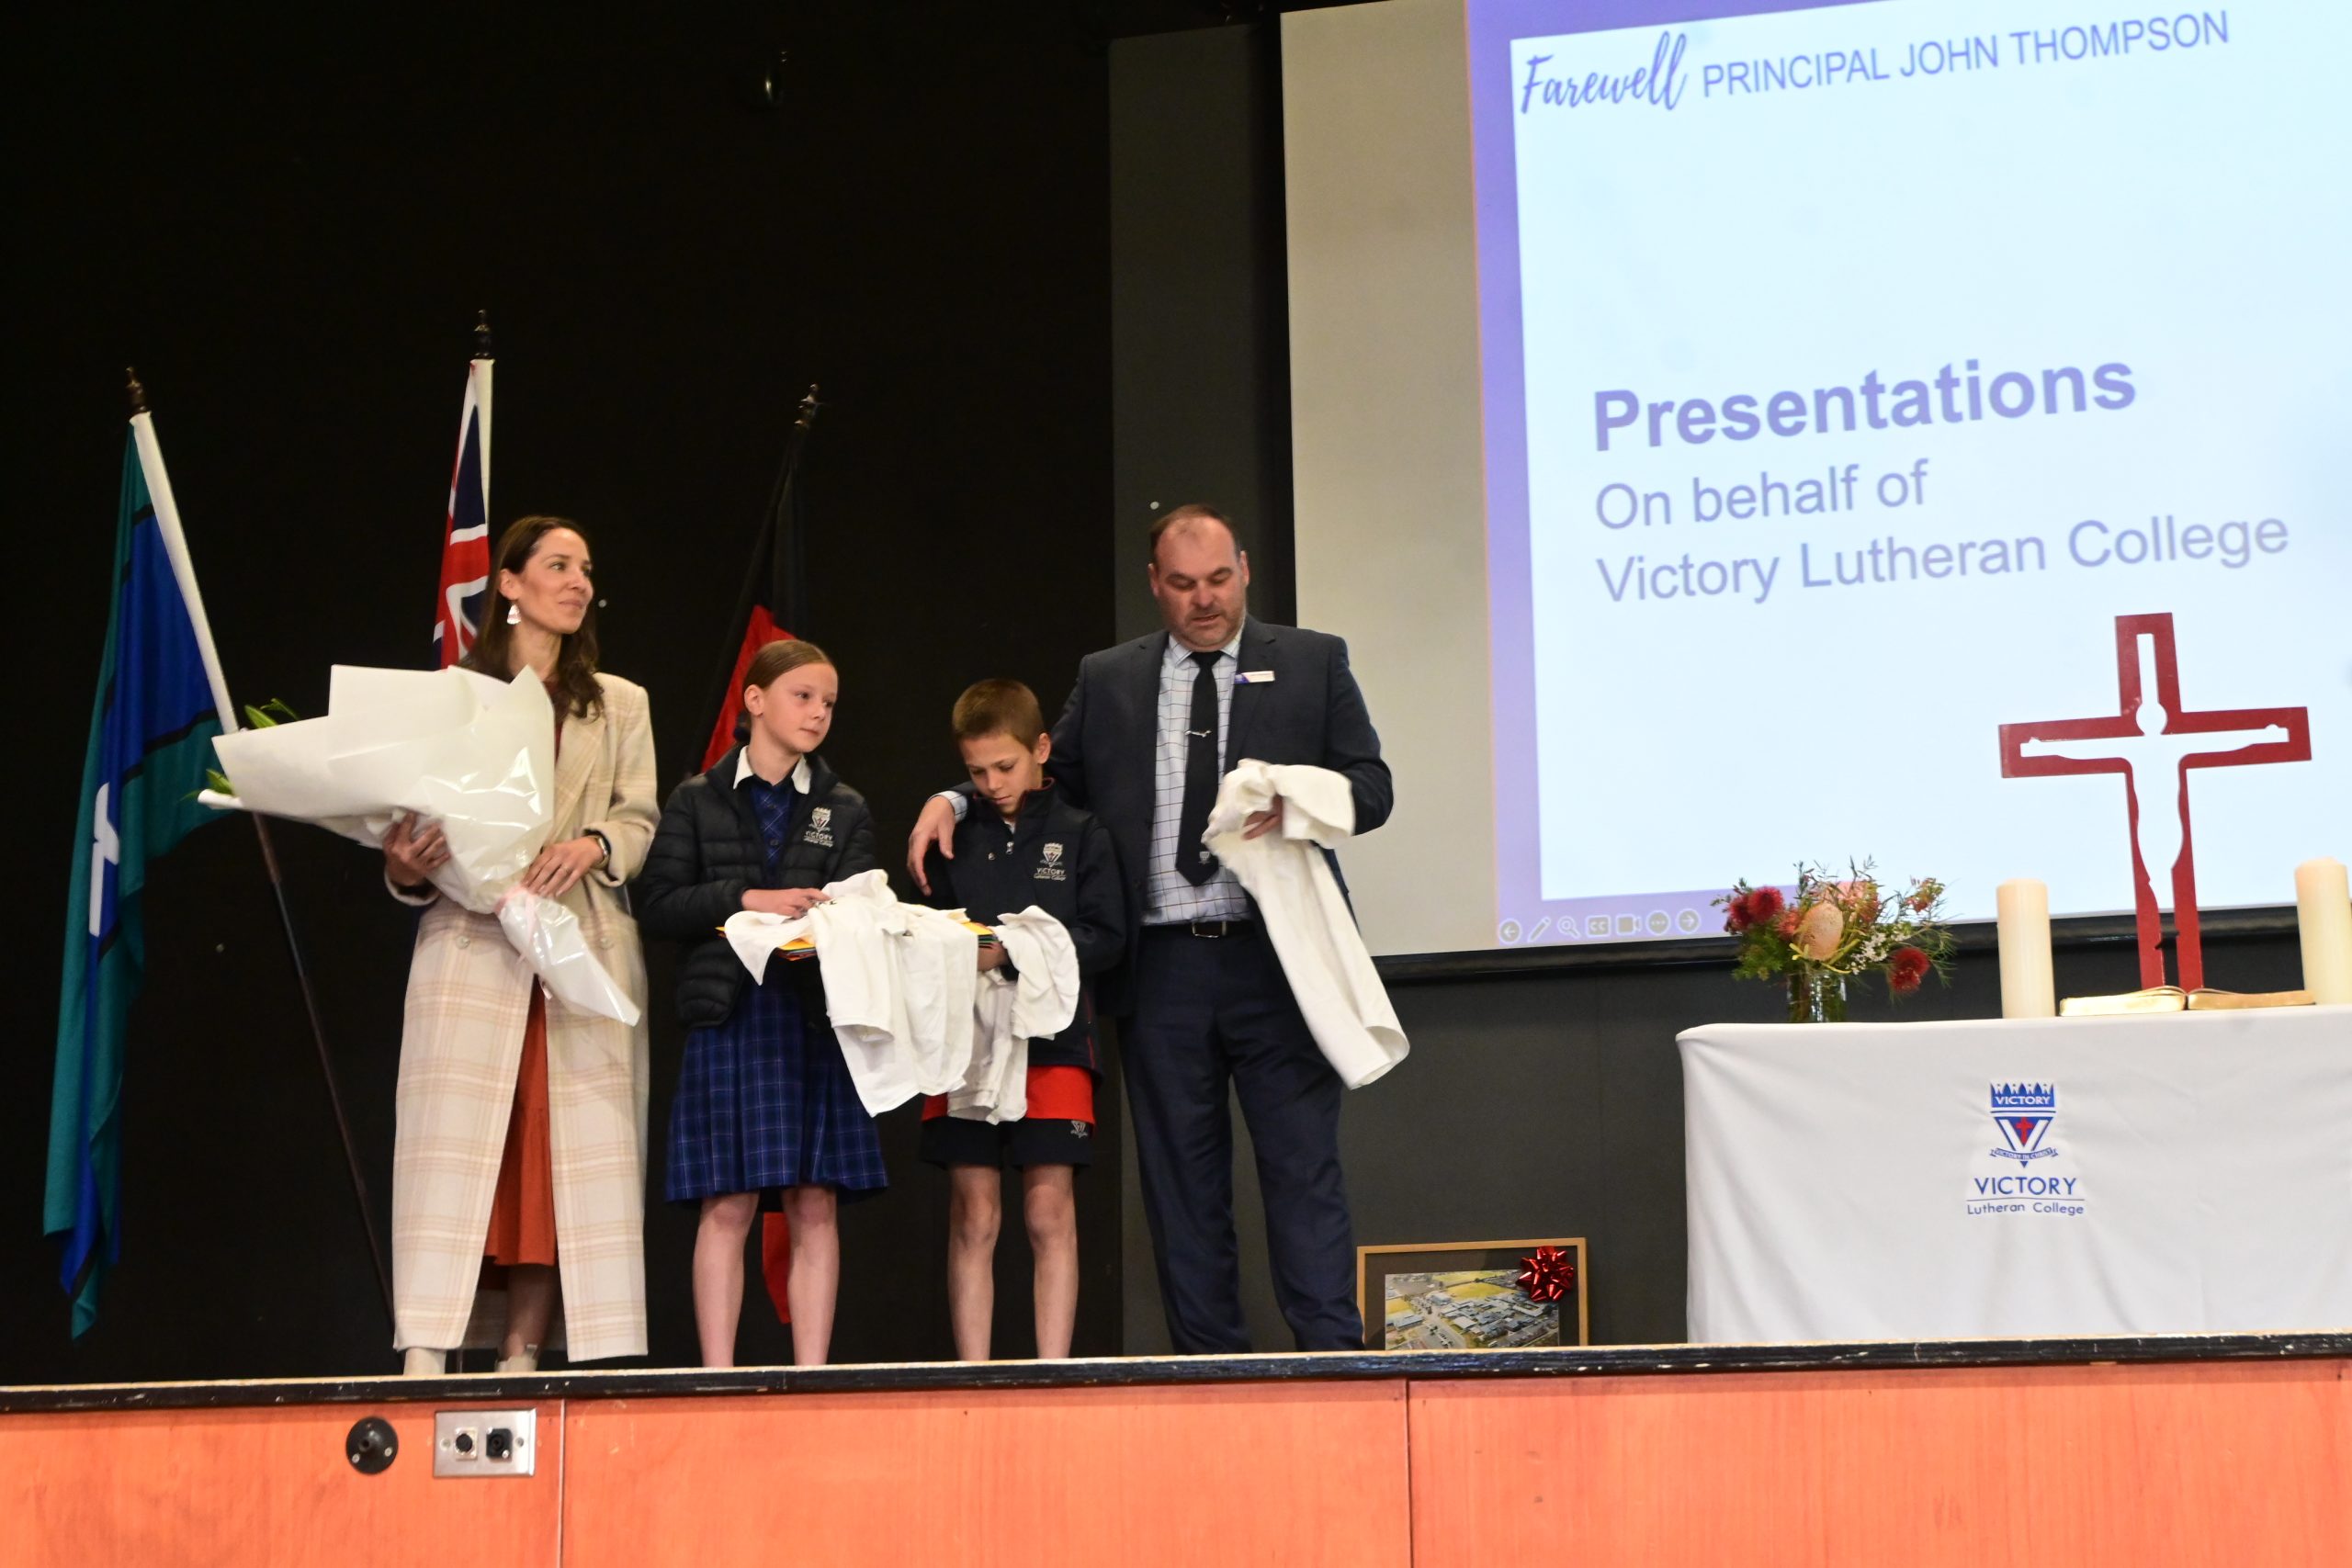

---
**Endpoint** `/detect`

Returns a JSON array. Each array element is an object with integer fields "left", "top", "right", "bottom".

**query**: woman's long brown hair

[{"left": 464, "top": 515, "right": 605, "bottom": 719}]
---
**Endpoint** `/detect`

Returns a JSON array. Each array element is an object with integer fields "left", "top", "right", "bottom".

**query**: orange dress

[
  {"left": 481, "top": 990, "right": 558, "bottom": 1267},
  {"left": 482, "top": 689, "right": 564, "bottom": 1270}
]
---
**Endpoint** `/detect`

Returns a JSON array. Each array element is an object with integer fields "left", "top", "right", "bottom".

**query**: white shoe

[{"left": 496, "top": 1348, "right": 539, "bottom": 1374}]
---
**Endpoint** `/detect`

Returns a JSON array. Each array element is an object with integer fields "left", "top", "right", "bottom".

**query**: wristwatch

[{"left": 585, "top": 829, "right": 612, "bottom": 867}]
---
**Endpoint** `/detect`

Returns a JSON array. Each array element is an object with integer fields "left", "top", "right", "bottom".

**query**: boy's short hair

[{"left": 952, "top": 679, "right": 1046, "bottom": 747}]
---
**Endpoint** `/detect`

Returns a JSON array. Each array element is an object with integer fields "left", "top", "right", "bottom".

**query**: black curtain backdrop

[{"left": 1, "top": 2, "right": 1114, "bottom": 1382}]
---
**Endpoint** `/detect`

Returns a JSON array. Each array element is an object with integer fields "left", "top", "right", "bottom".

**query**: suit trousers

[{"left": 1122, "top": 923, "right": 1361, "bottom": 1352}]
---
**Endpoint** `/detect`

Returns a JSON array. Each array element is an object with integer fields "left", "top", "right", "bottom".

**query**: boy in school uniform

[{"left": 919, "top": 679, "right": 1126, "bottom": 1359}]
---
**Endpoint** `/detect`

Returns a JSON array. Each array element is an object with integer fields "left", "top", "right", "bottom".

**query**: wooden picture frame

[{"left": 1355, "top": 1237, "right": 1589, "bottom": 1351}]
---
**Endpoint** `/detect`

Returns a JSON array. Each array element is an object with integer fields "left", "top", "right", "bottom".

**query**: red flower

[
  {"left": 1773, "top": 907, "right": 1801, "bottom": 939},
  {"left": 1888, "top": 945, "right": 1930, "bottom": 995},
  {"left": 1725, "top": 885, "right": 1786, "bottom": 935}
]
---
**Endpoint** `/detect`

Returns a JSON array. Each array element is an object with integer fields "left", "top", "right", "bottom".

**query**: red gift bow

[{"left": 1516, "top": 1246, "right": 1575, "bottom": 1303}]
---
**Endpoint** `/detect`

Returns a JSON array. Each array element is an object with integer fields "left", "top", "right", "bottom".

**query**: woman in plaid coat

[
  {"left": 637, "top": 637, "right": 881, "bottom": 1368},
  {"left": 382, "top": 517, "right": 658, "bottom": 1374}
]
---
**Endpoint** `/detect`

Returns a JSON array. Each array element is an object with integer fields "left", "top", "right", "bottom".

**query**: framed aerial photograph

[{"left": 1356, "top": 1237, "right": 1589, "bottom": 1352}]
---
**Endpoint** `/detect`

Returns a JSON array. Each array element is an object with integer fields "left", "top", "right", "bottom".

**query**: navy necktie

[{"left": 1177, "top": 649, "right": 1222, "bottom": 886}]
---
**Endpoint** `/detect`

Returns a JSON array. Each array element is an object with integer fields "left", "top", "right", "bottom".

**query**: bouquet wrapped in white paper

[{"left": 200, "top": 664, "right": 640, "bottom": 1025}]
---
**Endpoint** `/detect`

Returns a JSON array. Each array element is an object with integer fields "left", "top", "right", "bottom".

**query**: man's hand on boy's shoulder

[
  {"left": 917, "top": 843, "right": 960, "bottom": 909},
  {"left": 906, "top": 793, "right": 962, "bottom": 892}
]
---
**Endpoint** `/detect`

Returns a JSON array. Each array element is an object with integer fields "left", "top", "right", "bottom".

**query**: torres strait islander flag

[
  {"left": 47, "top": 410, "right": 238, "bottom": 1335},
  {"left": 434, "top": 351, "right": 492, "bottom": 666}
]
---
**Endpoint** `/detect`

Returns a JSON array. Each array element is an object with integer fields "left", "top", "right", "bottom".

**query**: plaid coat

[{"left": 389, "top": 673, "right": 658, "bottom": 1362}]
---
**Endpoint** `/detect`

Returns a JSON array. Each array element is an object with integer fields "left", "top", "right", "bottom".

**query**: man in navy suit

[{"left": 909, "top": 504, "right": 1392, "bottom": 1352}]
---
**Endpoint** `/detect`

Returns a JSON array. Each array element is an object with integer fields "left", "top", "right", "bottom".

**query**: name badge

[{"left": 1236, "top": 670, "right": 1276, "bottom": 684}]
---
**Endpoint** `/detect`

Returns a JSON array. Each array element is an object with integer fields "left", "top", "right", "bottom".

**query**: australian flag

[
  {"left": 46, "top": 422, "right": 232, "bottom": 1334},
  {"left": 433, "top": 353, "right": 492, "bottom": 666}
]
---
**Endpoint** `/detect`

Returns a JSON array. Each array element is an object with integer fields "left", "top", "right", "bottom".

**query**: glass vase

[{"left": 1788, "top": 968, "right": 1849, "bottom": 1023}]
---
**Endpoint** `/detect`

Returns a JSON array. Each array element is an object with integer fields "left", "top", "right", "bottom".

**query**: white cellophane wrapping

[{"left": 201, "top": 665, "right": 639, "bottom": 1025}]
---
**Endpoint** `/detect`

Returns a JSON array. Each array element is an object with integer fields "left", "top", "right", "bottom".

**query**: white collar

[
  {"left": 735, "top": 749, "right": 813, "bottom": 792},
  {"left": 1164, "top": 618, "right": 1246, "bottom": 669}
]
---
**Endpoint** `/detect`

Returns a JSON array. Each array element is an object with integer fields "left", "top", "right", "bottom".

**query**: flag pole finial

[
  {"left": 125, "top": 367, "right": 149, "bottom": 416},
  {"left": 796, "top": 383, "right": 822, "bottom": 429},
  {"left": 472, "top": 310, "right": 493, "bottom": 360}
]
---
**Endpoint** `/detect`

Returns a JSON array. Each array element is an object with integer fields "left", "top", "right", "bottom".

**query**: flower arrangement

[{"left": 1716, "top": 861, "right": 1953, "bottom": 1021}]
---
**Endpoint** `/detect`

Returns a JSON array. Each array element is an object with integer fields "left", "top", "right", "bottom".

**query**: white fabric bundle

[
  {"left": 899, "top": 903, "right": 984, "bottom": 1101},
  {"left": 722, "top": 869, "right": 983, "bottom": 1115},
  {"left": 949, "top": 907, "right": 1080, "bottom": 1124},
  {"left": 1203, "top": 760, "right": 1408, "bottom": 1089}
]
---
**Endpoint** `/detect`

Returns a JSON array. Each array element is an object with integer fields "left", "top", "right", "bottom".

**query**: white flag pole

[{"left": 127, "top": 381, "right": 238, "bottom": 736}]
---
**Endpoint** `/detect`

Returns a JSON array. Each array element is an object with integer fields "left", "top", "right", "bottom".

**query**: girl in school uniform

[{"left": 636, "top": 639, "right": 880, "bottom": 1367}]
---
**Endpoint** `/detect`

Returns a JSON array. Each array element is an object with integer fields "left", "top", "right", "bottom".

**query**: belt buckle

[{"left": 1190, "top": 919, "right": 1228, "bottom": 939}]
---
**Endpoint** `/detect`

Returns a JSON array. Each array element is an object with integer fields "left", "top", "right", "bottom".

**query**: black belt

[{"left": 1149, "top": 919, "right": 1256, "bottom": 939}]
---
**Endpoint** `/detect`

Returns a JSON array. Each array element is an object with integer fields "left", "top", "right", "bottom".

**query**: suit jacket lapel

[
  {"left": 1116, "top": 634, "right": 1170, "bottom": 890},
  {"left": 553, "top": 701, "right": 602, "bottom": 833},
  {"left": 1224, "top": 621, "right": 1279, "bottom": 768},
  {"left": 1134, "top": 632, "right": 1170, "bottom": 744}
]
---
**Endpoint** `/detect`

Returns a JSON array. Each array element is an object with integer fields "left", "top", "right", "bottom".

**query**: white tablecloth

[{"left": 1679, "top": 1006, "right": 2352, "bottom": 1343}]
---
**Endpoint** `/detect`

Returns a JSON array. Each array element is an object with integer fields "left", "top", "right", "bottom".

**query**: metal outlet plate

[{"left": 432, "top": 1408, "right": 538, "bottom": 1477}]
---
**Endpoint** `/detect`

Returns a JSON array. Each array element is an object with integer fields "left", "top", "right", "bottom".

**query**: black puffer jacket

[{"left": 637, "top": 745, "right": 877, "bottom": 1027}]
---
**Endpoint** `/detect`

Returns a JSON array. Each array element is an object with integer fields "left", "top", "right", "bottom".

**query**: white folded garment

[
  {"left": 949, "top": 907, "right": 1080, "bottom": 1124},
  {"left": 898, "top": 903, "right": 983, "bottom": 1098},
  {"left": 719, "top": 870, "right": 982, "bottom": 1115},
  {"left": 959, "top": 976, "right": 1025, "bottom": 1123},
  {"left": 1204, "top": 761, "right": 1408, "bottom": 1089}
]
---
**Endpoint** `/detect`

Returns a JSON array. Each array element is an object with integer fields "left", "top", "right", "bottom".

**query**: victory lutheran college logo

[{"left": 1968, "top": 1081, "right": 2084, "bottom": 1218}]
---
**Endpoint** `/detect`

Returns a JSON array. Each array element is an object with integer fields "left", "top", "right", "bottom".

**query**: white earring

[{"left": 504, "top": 600, "right": 521, "bottom": 626}]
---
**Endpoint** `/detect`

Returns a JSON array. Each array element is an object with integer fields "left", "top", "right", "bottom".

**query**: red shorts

[
  {"left": 920, "top": 1066, "right": 1096, "bottom": 1169},
  {"left": 921, "top": 1064, "right": 1094, "bottom": 1123}
]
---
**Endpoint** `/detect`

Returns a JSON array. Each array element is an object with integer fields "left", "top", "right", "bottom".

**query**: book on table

[{"left": 2058, "top": 986, "right": 2313, "bottom": 1016}]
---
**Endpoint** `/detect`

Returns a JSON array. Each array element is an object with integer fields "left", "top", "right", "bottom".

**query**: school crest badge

[
  {"left": 1036, "top": 840, "right": 1068, "bottom": 881},
  {"left": 804, "top": 805, "right": 835, "bottom": 848},
  {"left": 1989, "top": 1082, "right": 2057, "bottom": 1163}
]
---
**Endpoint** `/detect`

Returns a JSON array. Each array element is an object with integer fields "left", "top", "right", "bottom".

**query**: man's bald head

[{"left": 1148, "top": 503, "right": 1250, "bottom": 651}]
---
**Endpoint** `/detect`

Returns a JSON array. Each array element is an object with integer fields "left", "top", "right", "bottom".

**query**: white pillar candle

[
  {"left": 1996, "top": 878, "right": 2056, "bottom": 1019},
  {"left": 2295, "top": 858, "right": 2352, "bottom": 1006}
]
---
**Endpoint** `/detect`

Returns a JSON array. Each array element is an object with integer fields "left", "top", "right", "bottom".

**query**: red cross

[{"left": 1998, "top": 613, "right": 2310, "bottom": 991}]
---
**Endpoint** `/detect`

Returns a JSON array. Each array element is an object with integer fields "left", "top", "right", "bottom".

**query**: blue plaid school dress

[{"left": 664, "top": 770, "right": 888, "bottom": 1203}]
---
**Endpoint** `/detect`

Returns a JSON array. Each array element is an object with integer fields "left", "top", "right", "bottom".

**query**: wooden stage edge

[
  {"left": 6, "top": 1334, "right": 2347, "bottom": 1567},
  {"left": 4, "top": 1325, "right": 2347, "bottom": 1413}
]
